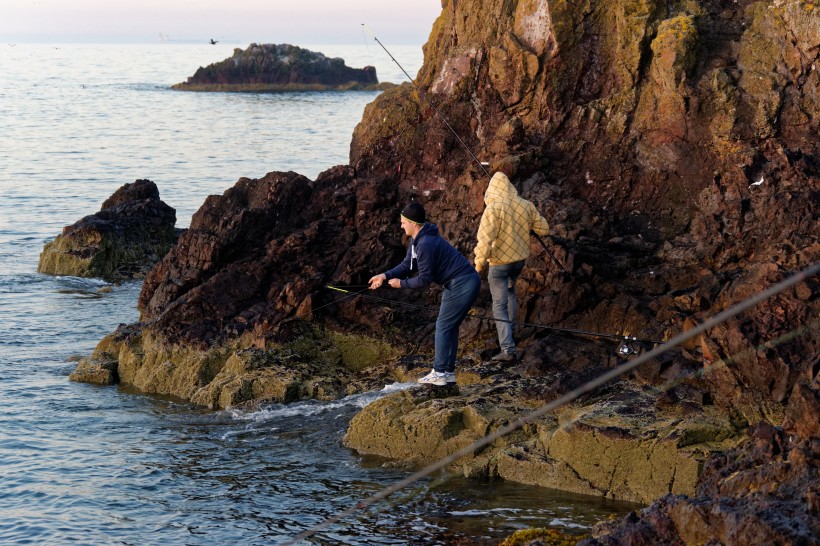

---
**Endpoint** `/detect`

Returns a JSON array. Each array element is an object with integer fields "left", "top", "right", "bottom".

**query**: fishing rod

[
  {"left": 326, "top": 285, "right": 430, "bottom": 312},
  {"left": 362, "top": 25, "right": 568, "bottom": 274},
  {"left": 362, "top": 24, "right": 491, "bottom": 180},
  {"left": 326, "top": 285, "right": 664, "bottom": 345},
  {"left": 311, "top": 286, "right": 372, "bottom": 314},
  {"left": 532, "top": 231, "right": 567, "bottom": 275}
]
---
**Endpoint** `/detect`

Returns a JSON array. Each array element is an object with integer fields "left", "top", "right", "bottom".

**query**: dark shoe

[{"left": 491, "top": 351, "right": 516, "bottom": 362}]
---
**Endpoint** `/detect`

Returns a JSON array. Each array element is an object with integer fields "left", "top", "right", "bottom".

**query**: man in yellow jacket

[{"left": 474, "top": 171, "right": 550, "bottom": 361}]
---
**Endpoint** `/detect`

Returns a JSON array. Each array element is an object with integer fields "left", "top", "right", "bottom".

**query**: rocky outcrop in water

[
  {"left": 75, "top": 0, "right": 818, "bottom": 536},
  {"left": 38, "top": 179, "right": 178, "bottom": 282},
  {"left": 70, "top": 168, "right": 408, "bottom": 404},
  {"left": 172, "top": 43, "right": 386, "bottom": 92}
]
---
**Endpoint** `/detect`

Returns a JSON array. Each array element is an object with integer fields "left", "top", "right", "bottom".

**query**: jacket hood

[
  {"left": 484, "top": 172, "right": 518, "bottom": 205},
  {"left": 415, "top": 222, "right": 439, "bottom": 241}
]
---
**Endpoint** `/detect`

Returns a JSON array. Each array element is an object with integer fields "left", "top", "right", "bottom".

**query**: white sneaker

[
  {"left": 418, "top": 369, "right": 447, "bottom": 386},
  {"left": 444, "top": 372, "right": 456, "bottom": 384}
]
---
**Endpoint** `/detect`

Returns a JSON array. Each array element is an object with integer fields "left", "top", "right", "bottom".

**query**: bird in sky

[{"left": 209, "top": 38, "right": 219, "bottom": 45}]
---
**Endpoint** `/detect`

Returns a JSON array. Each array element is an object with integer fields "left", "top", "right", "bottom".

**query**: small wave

[
  {"left": 448, "top": 508, "right": 522, "bottom": 517},
  {"left": 0, "top": 273, "right": 50, "bottom": 289},
  {"left": 113, "top": 82, "right": 174, "bottom": 92},
  {"left": 54, "top": 275, "right": 110, "bottom": 287},
  {"left": 548, "top": 517, "right": 589, "bottom": 529},
  {"left": 227, "top": 382, "right": 416, "bottom": 422}
]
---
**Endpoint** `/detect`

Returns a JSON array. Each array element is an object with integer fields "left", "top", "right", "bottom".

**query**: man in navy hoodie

[{"left": 369, "top": 202, "right": 480, "bottom": 386}]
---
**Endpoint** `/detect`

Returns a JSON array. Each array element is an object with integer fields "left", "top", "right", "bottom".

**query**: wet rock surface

[
  {"left": 343, "top": 353, "right": 744, "bottom": 505},
  {"left": 580, "top": 379, "right": 820, "bottom": 545},
  {"left": 74, "top": 0, "right": 819, "bottom": 538},
  {"left": 38, "top": 179, "right": 178, "bottom": 281},
  {"left": 172, "top": 43, "right": 385, "bottom": 92}
]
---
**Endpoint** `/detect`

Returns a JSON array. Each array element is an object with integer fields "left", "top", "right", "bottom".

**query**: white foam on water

[
  {"left": 54, "top": 275, "right": 110, "bottom": 287},
  {"left": 226, "top": 382, "right": 416, "bottom": 423},
  {"left": 548, "top": 517, "right": 588, "bottom": 529}
]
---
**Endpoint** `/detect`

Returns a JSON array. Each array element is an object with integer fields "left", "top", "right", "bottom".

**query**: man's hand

[
  {"left": 388, "top": 278, "right": 401, "bottom": 288},
  {"left": 368, "top": 273, "right": 386, "bottom": 289}
]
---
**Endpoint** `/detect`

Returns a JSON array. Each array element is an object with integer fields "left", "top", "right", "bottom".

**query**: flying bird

[{"left": 209, "top": 38, "right": 219, "bottom": 45}]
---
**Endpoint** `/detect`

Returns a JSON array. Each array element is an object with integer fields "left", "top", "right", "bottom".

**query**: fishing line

[
  {"left": 310, "top": 286, "right": 372, "bottom": 314},
  {"left": 361, "top": 24, "right": 491, "bottom": 180},
  {"left": 283, "top": 262, "right": 820, "bottom": 545},
  {"left": 360, "top": 25, "right": 372, "bottom": 54},
  {"left": 654, "top": 319, "right": 820, "bottom": 393},
  {"left": 361, "top": 24, "right": 567, "bottom": 273},
  {"left": 553, "top": 319, "right": 820, "bottom": 436},
  {"left": 325, "top": 285, "right": 665, "bottom": 345}
]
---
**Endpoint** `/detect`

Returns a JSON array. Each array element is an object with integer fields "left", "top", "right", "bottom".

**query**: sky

[{"left": 1, "top": 0, "right": 442, "bottom": 44}]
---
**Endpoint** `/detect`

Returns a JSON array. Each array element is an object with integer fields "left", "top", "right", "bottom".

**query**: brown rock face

[
  {"left": 347, "top": 0, "right": 819, "bottom": 419},
  {"left": 137, "top": 167, "right": 415, "bottom": 346},
  {"left": 38, "top": 179, "right": 178, "bottom": 281}
]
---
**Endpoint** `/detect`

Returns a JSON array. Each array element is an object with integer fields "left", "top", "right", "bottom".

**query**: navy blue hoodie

[{"left": 384, "top": 223, "right": 475, "bottom": 289}]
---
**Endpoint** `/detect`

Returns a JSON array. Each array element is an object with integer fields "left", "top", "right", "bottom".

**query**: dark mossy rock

[
  {"left": 172, "top": 43, "right": 388, "bottom": 92},
  {"left": 38, "top": 179, "right": 179, "bottom": 281}
]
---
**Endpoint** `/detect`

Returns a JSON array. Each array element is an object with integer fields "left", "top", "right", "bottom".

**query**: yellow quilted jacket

[{"left": 474, "top": 172, "right": 550, "bottom": 271}]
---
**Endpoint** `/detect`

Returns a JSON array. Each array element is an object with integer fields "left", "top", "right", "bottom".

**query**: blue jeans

[
  {"left": 488, "top": 260, "right": 525, "bottom": 355},
  {"left": 434, "top": 272, "right": 480, "bottom": 373}
]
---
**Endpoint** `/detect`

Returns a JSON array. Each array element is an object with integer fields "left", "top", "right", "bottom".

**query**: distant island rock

[
  {"left": 172, "top": 43, "right": 393, "bottom": 92},
  {"left": 38, "top": 179, "right": 180, "bottom": 282}
]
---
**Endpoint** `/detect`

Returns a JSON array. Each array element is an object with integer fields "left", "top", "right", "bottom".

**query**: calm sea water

[{"left": 0, "top": 43, "right": 635, "bottom": 544}]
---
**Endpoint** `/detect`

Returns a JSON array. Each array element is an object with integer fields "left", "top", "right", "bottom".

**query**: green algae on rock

[
  {"left": 343, "top": 371, "right": 744, "bottom": 504},
  {"left": 500, "top": 527, "right": 588, "bottom": 546},
  {"left": 70, "top": 320, "right": 406, "bottom": 409}
]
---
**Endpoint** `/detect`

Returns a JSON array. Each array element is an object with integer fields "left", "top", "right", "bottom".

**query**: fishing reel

[{"left": 617, "top": 339, "right": 639, "bottom": 358}]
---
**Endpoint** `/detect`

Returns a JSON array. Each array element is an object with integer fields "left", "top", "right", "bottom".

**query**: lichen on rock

[{"left": 71, "top": 319, "right": 408, "bottom": 409}]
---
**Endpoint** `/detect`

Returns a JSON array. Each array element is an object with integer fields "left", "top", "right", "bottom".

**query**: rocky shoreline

[{"left": 61, "top": 0, "right": 818, "bottom": 543}]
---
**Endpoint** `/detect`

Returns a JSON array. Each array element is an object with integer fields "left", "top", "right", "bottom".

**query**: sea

[{"left": 0, "top": 43, "right": 636, "bottom": 545}]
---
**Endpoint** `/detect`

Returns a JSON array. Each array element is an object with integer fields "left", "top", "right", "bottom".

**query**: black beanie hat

[{"left": 401, "top": 202, "right": 426, "bottom": 225}]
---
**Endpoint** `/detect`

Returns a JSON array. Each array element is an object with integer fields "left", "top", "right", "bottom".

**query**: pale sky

[{"left": 1, "top": 0, "right": 442, "bottom": 44}]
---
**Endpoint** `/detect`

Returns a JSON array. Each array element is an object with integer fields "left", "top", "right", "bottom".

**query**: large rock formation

[
  {"left": 38, "top": 179, "right": 178, "bottom": 281},
  {"left": 74, "top": 0, "right": 818, "bottom": 539},
  {"left": 172, "top": 43, "right": 386, "bottom": 92}
]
